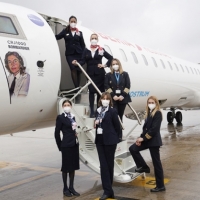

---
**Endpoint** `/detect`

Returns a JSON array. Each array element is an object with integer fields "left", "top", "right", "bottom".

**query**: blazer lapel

[
  {"left": 111, "top": 73, "right": 117, "bottom": 85},
  {"left": 118, "top": 72, "right": 123, "bottom": 85}
]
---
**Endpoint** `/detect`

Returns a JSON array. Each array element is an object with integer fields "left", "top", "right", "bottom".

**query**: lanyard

[{"left": 115, "top": 73, "right": 120, "bottom": 84}]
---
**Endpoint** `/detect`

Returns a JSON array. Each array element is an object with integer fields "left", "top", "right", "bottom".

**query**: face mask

[
  {"left": 148, "top": 104, "right": 156, "bottom": 110},
  {"left": 91, "top": 39, "right": 98, "bottom": 45},
  {"left": 101, "top": 100, "right": 110, "bottom": 107},
  {"left": 64, "top": 106, "right": 71, "bottom": 113},
  {"left": 70, "top": 23, "right": 76, "bottom": 28},
  {"left": 113, "top": 64, "right": 119, "bottom": 71}
]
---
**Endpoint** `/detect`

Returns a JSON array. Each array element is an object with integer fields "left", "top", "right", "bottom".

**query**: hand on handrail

[{"left": 72, "top": 60, "right": 78, "bottom": 65}]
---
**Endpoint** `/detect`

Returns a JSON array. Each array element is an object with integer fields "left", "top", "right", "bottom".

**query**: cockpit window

[{"left": 0, "top": 15, "right": 18, "bottom": 35}]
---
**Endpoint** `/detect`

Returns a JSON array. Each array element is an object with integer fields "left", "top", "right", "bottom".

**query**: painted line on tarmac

[
  {"left": 0, "top": 169, "right": 59, "bottom": 192},
  {"left": 128, "top": 176, "right": 169, "bottom": 188}
]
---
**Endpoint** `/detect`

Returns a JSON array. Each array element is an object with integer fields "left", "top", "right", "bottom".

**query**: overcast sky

[{"left": 4, "top": 0, "right": 200, "bottom": 63}]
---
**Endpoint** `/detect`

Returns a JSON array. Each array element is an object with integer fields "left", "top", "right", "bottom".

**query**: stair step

[
  {"left": 115, "top": 152, "right": 131, "bottom": 159},
  {"left": 126, "top": 166, "right": 137, "bottom": 173}
]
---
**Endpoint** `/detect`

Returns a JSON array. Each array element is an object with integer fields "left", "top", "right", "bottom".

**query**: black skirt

[
  {"left": 66, "top": 53, "right": 82, "bottom": 71},
  {"left": 89, "top": 73, "right": 105, "bottom": 93},
  {"left": 61, "top": 144, "right": 80, "bottom": 172}
]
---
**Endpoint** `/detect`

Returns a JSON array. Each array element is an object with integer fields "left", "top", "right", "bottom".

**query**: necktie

[{"left": 9, "top": 77, "right": 16, "bottom": 96}]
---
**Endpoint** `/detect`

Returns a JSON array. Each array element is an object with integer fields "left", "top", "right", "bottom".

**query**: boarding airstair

[{"left": 57, "top": 63, "right": 145, "bottom": 183}]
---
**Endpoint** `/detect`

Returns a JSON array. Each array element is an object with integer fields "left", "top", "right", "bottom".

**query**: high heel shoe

[
  {"left": 69, "top": 188, "right": 80, "bottom": 196},
  {"left": 63, "top": 189, "right": 72, "bottom": 197}
]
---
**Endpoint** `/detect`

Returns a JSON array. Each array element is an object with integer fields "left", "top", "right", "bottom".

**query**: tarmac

[{"left": 1, "top": 110, "right": 200, "bottom": 200}]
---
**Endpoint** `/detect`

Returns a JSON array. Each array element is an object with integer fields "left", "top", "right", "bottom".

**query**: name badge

[
  {"left": 97, "top": 128, "right": 103, "bottom": 134},
  {"left": 116, "top": 90, "right": 121, "bottom": 94}
]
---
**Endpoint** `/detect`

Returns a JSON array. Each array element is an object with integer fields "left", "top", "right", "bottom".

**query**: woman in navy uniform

[
  {"left": 129, "top": 96, "right": 165, "bottom": 192},
  {"left": 73, "top": 33, "right": 113, "bottom": 117},
  {"left": 94, "top": 92, "right": 121, "bottom": 200},
  {"left": 54, "top": 100, "right": 80, "bottom": 197},
  {"left": 104, "top": 58, "right": 131, "bottom": 139},
  {"left": 55, "top": 16, "right": 85, "bottom": 88}
]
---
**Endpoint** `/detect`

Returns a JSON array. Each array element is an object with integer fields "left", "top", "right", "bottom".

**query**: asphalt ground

[{"left": 1, "top": 110, "right": 200, "bottom": 200}]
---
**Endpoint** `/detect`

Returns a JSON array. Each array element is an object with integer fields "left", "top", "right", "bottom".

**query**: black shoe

[
  {"left": 135, "top": 166, "right": 150, "bottom": 173},
  {"left": 150, "top": 186, "right": 166, "bottom": 192},
  {"left": 69, "top": 188, "right": 80, "bottom": 196},
  {"left": 63, "top": 189, "right": 72, "bottom": 197},
  {"left": 99, "top": 194, "right": 114, "bottom": 200}
]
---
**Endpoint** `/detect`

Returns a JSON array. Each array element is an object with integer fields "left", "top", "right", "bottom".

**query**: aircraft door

[
  {"left": 0, "top": 54, "right": 10, "bottom": 105},
  {"left": 55, "top": 23, "right": 74, "bottom": 90}
]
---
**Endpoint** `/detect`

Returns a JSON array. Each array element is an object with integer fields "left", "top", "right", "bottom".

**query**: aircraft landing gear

[
  {"left": 175, "top": 111, "right": 182, "bottom": 123},
  {"left": 167, "top": 109, "right": 182, "bottom": 123}
]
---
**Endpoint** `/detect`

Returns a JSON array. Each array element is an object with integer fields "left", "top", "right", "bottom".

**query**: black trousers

[
  {"left": 129, "top": 143, "right": 164, "bottom": 188},
  {"left": 96, "top": 144, "right": 117, "bottom": 196},
  {"left": 113, "top": 102, "right": 126, "bottom": 122}
]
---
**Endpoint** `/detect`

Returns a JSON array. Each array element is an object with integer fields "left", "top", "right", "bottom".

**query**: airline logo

[{"left": 129, "top": 91, "right": 150, "bottom": 97}]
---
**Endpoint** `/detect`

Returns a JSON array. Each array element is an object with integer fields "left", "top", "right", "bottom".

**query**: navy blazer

[
  {"left": 78, "top": 48, "right": 113, "bottom": 76},
  {"left": 95, "top": 107, "right": 121, "bottom": 145},
  {"left": 140, "top": 110, "right": 162, "bottom": 147},
  {"left": 55, "top": 28, "right": 85, "bottom": 56},
  {"left": 54, "top": 113, "right": 77, "bottom": 150},
  {"left": 104, "top": 71, "right": 132, "bottom": 104}
]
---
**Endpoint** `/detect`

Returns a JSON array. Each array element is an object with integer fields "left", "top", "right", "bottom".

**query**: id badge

[
  {"left": 116, "top": 89, "right": 121, "bottom": 94},
  {"left": 97, "top": 128, "right": 103, "bottom": 134}
]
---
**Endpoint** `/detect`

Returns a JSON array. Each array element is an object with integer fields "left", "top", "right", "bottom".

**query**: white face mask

[
  {"left": 101, "top": 100, "right": 110, "bottom": 107},
  {"left": 113, "top": 64, "right": 119, "bottom": 71},
  {"left": 64, "top": 106, "right": 71, "bottom": 113},
  {"left": 70, "top": 23, "right": 76, "bottom": 28},
  {"left": 148, "top": 104, "right": 156, "bottom": 110},
  {"left": 91, "top": 39, "right": 98, "bottom": 45}
]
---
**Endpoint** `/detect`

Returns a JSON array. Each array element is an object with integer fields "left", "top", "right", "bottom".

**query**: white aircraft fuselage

[{"left": 1, "top": 2, "right": 200, "bottom": 136}]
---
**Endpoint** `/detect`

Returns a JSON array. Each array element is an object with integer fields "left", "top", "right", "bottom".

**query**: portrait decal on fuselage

[{"left": 4, "top": 51, "right": 30, "bottom": 99}]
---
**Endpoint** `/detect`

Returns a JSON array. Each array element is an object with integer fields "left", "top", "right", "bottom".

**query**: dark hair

[
  {"left": 69, "top": 15, "right": 77, "bottom": 22},
  {"left": 98, "top": 92, "right": 113, "bottom": 107},
  {"left": 4, "top": 51, "right": 26, "bottom": 74},
  {"left": 62, "top": 100, "right": 72, "bottom": 106},
  {"left": 66, "top": 16, "right": 77, "bottom": 32}
]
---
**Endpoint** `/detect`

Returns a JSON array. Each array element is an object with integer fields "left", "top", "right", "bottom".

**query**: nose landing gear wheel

[
  {"left": 167, "top": 112, "right": 173, "bottom": 123},
  {"left": 175, "top": 111, "right": 182, "bottom": 123}
]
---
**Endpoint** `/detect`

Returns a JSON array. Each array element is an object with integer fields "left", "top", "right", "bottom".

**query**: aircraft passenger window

[
  {"left": 142, "top": 55, "right": 148, "bottom": 66},
  {"left": 197, "top": 69, "right": 200, "bottom": 75},
  {"left": 104, "top": 45, "right": 113, "bottom": 55},
  {"left": 131, "top": 52, "right": 138, "bottom": 64},
  {"left": 180, "top": 64, "right": 184, "bottom": 72},
  {"left": 152, "top": 57, "right": 158, "bottom": 67},
  {"left": 160, "top": 59, "right": 166, "bottom": 69},
  {"left": 0, "top": 15, "right": 18, "bottom": 35},
  {"left": 185, "top": 66, "right": 189, "bottom": 73},
  {"left": 194, "top": 68, "right": 198, "bottom": 75},
  {"left": 168, "top": 61, "right": 173, "bottom": 70},
  {"left": 174, "top": 63, "right": 179, "bottom": 71},
  {"left": 119, "top": 49, "right": 128, "bottom": 62},
  {"left": 190, "top": 67, "right": 194, "bottom": 74}
]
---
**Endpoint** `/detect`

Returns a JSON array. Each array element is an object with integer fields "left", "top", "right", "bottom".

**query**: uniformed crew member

[
  {"left": 104, "top": 58, "right": 131, "bottom": 139},
  {"left": 129, "top": 96, "right": 166, "bottom": 192},
  {"left": 73, "top": 33, "right": 113, "bottom": 117},
  {"left": 55, "top": 16, "right": 85, "bottom": 89},
  {"left": 54, "top": 100, "right": 80, "bottom": 197},
  {"left": 94, "top": 92, "right": 121, "bottom": 200}
]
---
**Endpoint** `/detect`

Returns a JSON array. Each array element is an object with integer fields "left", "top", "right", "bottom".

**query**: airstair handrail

[
  {"left": 127, "top": 103, "right": 142, "bottom": 125},
  {"left": 76, "top": 62, "right": 102, "bottom": 95},
  {"left": 75, "top": 62, "right": 125, "bottom": 130}
]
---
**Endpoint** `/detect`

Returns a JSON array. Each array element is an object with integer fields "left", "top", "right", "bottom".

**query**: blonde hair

[
  {"left": 110, "top": 58, "right": 124, "bottom": 74},
  {"left": 145, "top": 96, "right": 162, "bottom": 119},
  {"left": 90, "top": 33, "right": 99, "bottom": 41}
]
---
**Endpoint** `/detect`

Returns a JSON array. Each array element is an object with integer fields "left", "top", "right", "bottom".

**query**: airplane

[{"left": 1, "top": 2, "right": 200, "bottom": 183}]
